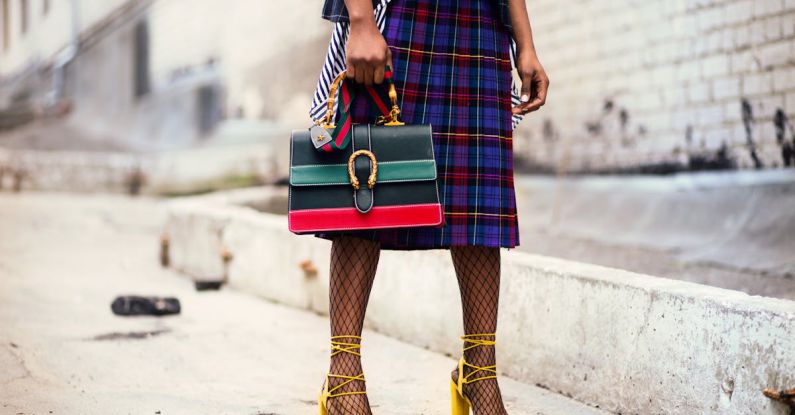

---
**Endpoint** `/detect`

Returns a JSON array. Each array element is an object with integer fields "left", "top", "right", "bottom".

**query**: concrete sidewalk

[{"left": 0, "top": 193, "right": 606, "bottom": 415}]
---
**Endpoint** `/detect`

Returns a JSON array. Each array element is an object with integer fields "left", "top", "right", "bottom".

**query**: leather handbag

[{"left": 288, "top": 71, "right": 444, "bottom": 234}]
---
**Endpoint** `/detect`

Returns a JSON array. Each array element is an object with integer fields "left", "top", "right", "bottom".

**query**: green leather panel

[
  {"left": 290, "top": 164, "right": 349, "bottom": 185},
  {"left": 290, "top": 159, "right": 437, "bottom": 186}
]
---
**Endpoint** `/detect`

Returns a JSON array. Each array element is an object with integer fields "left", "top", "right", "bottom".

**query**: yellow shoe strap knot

[
  {"left": 461, "top": 360, "right": 497, "bottom": 384},
  {"left": 326, "top": 373, "right": 366, "bottom": 398},
  {"left": 330, "top": 335, "right": 362, "bottom": 357},
  {"left": 460, "top": 333, "right": 497, "bottom": 384}
]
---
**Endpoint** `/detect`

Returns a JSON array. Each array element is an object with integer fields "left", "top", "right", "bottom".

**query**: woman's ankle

[
  {"left": 328, "top": 354, "right": 364, "bottom": 379},
  {"left": 463, "top": 347, "right": 496, "bottom": 367}
]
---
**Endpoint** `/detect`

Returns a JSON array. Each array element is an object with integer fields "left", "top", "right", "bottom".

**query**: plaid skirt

[{"left": 315, "top": 0, "right": 519, "bottom": 250}]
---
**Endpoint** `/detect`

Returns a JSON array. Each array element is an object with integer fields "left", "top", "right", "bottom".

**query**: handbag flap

[{"left": 289, "top": 124, "right": 435, "bottom": 187}]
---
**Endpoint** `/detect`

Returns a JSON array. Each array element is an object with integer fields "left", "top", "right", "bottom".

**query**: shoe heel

[
  {"left": 318, "top": 394, "right": 327, "bottom": 415},
  {"left": 450, "top": 379, "right": 470, "bottom": 415}
]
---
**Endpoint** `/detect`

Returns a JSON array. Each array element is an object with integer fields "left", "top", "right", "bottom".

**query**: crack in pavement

[
  {"left": 0, "top": 341, "right": 34, "bottom": 386},
  {"left": 88, "top": 328, "right": 172, "bottom": 341}
]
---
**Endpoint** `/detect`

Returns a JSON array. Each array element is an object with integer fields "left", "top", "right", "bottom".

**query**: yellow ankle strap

[
  {"left": 461, "top": 333, "right": 496, "bottom": 352},
  {"left": 460, "top": 333, "right": 497, "bottom": 384},
  {"left": 330, "top": 335, "right": 362, "bottom": 357},
  {"left": 326, "top": 373, "right": 366, "bottom": 398},
  {"left": 323, "top": 335, "right": 366, "bottom": 400}
]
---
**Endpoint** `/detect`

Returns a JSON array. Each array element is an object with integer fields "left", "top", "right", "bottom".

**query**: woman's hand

[
  {"left": 346, "top": 17, "right": 392, "bottom": 85},
  {"left": 512, "top": 51, "right": 549, "bottom": 115}
]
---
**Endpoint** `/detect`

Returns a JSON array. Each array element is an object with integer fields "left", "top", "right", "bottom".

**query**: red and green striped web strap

[{"left": 321, "top": 67, "right": 395, "bottom": 152}]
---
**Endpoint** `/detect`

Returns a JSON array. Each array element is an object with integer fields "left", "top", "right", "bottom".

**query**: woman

[{"left": 311, "top": 0, "right": 549, "bottom": 413}]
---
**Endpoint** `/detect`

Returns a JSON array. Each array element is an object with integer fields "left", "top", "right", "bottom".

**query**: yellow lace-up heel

[
  {"left": 450, "top": 333, "right": 498, "bottom": 415},
  {"left": 319, "top": 335, "right": 367, "bottom": 415}
]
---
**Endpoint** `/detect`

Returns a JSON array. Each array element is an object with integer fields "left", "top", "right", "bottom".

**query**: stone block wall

[{"left": 515, "top": 0, "right": 795, "bottom": 173}]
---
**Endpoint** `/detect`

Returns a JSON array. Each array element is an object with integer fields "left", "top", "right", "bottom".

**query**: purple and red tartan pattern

[{"left": 316, "top": 0, "right": 520, "bottom": 250}]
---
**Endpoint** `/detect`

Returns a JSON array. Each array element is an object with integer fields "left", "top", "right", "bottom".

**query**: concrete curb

[
  {"left": 515, "top": 171, "right": 795, "bottom": 276},
  {"left": 165, "top": 188, "right": 795, "bottom": 415}
]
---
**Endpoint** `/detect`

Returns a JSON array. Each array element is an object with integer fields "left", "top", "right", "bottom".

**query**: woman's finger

[
  {"left": 512, "top": 72, "right": 534, "bottom": 114},
  {"left": 364, "top": 65, "right": 375, "bottom": 86},
  {"left": 520, "top": 72, "right": 533, "bottom": 103},
  {"left": 355, "top": 65, "right": 365, "bottom": 84},
  {"left": 346, "top": 64, "right": 356, "bottom": 80},
  {"left": 524, "top": 76, "right": 549, "bottom": 113},
  {"left": 374, "top": 65, "right": 385, "bottom": 85}
]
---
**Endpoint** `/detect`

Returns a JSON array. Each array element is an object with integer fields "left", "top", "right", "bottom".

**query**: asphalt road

[{"left": 0, "top": 192, "right": 606, "bottom": 415}]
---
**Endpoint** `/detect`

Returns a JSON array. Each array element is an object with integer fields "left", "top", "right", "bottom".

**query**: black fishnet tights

[
  {"left": 450, "top": 246, "right": 508, "bottom": 415},
  {"left": 324, "top": 235, "right": 381, "bottom": 415}
]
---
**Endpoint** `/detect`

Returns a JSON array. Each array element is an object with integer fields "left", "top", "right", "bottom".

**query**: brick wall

[{"left": 515, "top": 0, "right": 795, "bottom": 173}]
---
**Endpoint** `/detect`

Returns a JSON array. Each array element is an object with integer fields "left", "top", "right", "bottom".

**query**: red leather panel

[{"left": 289, "top": 203, "right": 444, "bottom": 233}]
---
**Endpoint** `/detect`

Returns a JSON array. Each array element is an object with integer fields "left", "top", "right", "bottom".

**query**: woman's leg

[
  {"left": 326, "top": 235, "right": 381, "bottom": 414},
  {"left": 450, "top": 246, "right": 508, "bottom": 415}
]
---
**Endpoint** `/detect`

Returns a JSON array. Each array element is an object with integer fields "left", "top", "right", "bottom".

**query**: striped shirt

[{"left": 310, "top": 0, "right": 524, "bottom": 129}]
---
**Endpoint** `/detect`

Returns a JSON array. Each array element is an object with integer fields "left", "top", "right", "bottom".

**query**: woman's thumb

[{"left": 520, "top": 76, "right": 532, "bottom": 103}]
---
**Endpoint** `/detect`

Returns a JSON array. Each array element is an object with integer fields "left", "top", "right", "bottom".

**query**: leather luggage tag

[{"left": 309, "top": 125, "right": 334, "bottom": 149}]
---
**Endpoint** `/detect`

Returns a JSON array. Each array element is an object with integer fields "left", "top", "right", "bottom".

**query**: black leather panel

[{"left": 290, "top": 124, "right": 434, "bottom": 166}]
